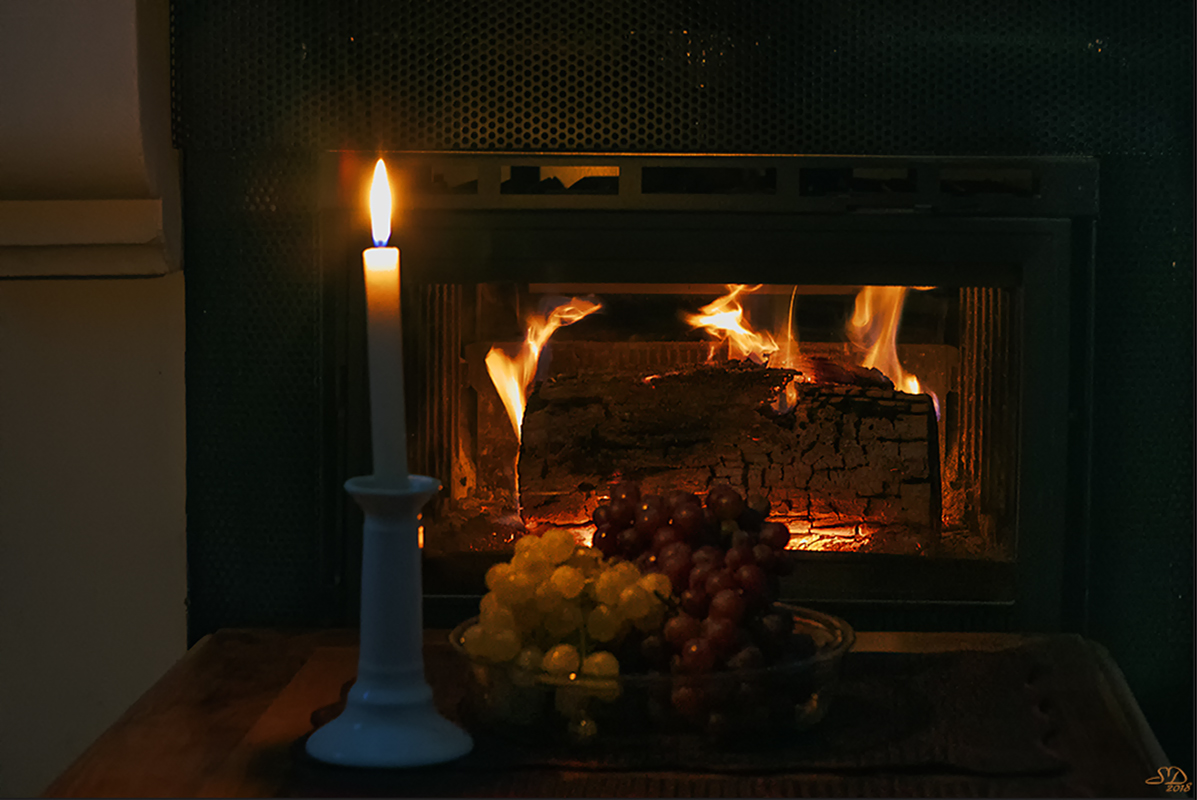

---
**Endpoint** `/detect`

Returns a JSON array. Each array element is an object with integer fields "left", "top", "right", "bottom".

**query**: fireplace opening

[
  {"left": 320, "top": 151, "right": 1089, "bottom": 611},
  {"left": 441, "top": 281, "right": 1011, "bottom": 565}
]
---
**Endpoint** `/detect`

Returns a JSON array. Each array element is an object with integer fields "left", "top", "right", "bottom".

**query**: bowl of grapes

[{"left": 450, "top": 481, "right": 855, "bottom": 744}]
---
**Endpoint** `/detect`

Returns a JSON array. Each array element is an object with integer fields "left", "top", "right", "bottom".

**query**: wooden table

[{"left": 43, "top": 629, "right": 1171, "bottom": 798}]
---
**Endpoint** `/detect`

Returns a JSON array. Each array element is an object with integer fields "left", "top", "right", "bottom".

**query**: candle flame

[{"left": 369, "top": 159, "right": 392, "bottom": 247}]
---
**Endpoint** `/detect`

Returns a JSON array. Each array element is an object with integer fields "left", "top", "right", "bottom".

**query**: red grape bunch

[{"left": 590, "top": 481, "right": 811, "bottom": 697}]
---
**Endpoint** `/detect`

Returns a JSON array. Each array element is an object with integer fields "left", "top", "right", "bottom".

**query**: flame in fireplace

[
  {"left": 771, "top": 286, "right": 802, "bottom": 413},
  {"left": 848, "top": 287, "right": 937, "bottom": 414},
  {"left": 485, "top": 298, "right": 603, "bottom": 439},
  {"left": 685, "top": 284, "right": 779, "bottom": 364}
]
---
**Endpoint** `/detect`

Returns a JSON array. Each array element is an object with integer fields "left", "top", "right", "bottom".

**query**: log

[{"left": 517, "top": 362, "right": 940, "bottom": 536}]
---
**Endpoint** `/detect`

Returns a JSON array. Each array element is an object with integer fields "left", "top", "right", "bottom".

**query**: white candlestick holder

[{"left": 305, "top": 474, "right": 474, "bottom": 768}]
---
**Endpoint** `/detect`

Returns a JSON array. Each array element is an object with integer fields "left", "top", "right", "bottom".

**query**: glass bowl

[{"left": 448, "top": 604, "right": 854, "bottom": 744}]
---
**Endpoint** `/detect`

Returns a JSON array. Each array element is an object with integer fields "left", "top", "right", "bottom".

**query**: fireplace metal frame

[{"left": 319, "top": 153, "right": 1097, "bottom": 632}]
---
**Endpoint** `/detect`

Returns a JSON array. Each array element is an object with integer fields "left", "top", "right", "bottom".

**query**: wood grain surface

[{"left": 41, "top": 629, "right": 1169, "bottom": 799}]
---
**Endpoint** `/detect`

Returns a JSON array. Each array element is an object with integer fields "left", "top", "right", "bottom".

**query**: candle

[{"left": 364, "top": 159, "right": 409, "bottom": 488}]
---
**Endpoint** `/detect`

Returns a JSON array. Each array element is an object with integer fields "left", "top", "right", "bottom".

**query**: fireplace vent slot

[{"left": 641, "top": 167, "right": 776, "bottom": 195}]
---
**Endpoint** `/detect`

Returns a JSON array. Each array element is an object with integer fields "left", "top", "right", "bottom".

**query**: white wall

[{"left": 0, "top": 273, "right": 186, "bottom": 797}]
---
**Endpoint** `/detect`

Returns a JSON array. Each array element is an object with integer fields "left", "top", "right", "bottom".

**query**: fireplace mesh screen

[
  {"left": 172, "top": 1, "right": 1190, "bottom": 158},
  {"left": 172, "top": 0, "right": 1191, "bottom": 759}
]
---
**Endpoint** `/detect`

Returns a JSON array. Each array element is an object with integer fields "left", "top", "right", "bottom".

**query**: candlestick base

[{"left": 305, "top": 474, "right": 473, "bottom": 768}]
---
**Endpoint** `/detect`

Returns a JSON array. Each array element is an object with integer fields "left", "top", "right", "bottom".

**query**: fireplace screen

[{"left": 321, "top": 153, "right": 1090, "bottom": 615}]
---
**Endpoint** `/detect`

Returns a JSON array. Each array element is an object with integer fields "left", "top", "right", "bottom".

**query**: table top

[{"left": 42, "top": 628, "right": 1170, "bottom": 798}]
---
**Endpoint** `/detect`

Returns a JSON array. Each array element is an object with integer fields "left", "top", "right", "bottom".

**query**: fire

[
  {"left": 684, "top": 285, "right": 779, "bottom": 364},
  {"left": 368, "top": 159, "right": 392, "bottom": 246},
  {"left": 847, "top": 286, "right": 930, "bottom": 399},
  {"left": 485, "top": 298, "right": 602, "bottom": 439},
  {"left": 772, "top": 286, "right": 801, "bottom": 412}
]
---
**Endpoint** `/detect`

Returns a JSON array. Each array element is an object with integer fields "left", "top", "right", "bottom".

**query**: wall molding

[{"left": 0, "top": 0, "right": 180, "bottom": 276}]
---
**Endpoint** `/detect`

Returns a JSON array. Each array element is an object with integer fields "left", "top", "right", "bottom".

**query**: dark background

[{"left": 171, "top": 1, "right": 1193, "bottom": 763}]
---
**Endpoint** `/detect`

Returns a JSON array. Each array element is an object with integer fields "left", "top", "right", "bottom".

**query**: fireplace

[{"left": 317, "top": 152, "right": 1095, "bottom": 627}]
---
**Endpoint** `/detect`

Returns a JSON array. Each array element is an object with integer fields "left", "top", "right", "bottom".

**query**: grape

[
  {"left": 585, "top": 603, "right": 623, "bottom": 642},
  {"left": 634, "top": 501, "right": 666, "bottom": 536},
  {"left": 616, "top": 526, "right": 646, "bottom": 556},
  {"left": 692, "top": 545, "right": 724, "bottom": 569},
  {"left": 751, "top": 543, "right": 776, "bottom": 570},
  {"left": 638, "top": 571, "right": 673, "bottom": 601},
  {"left": 651, "top": 525, "right": 681, "bottom": 552},
  {"left": 688, "top": 561, "right": 716, "bottom": 592},
  {"left": 513, "top": 534, "right": 541, "bottom": 559},
  {"left": 724, "top": 544, "right": 755, "bottom": 572},
  {"left": 541, "top": 528, "right": 579, "bottom": 564},
  {"left": 663, "top": 612, "right": 702, "bottom": 649},
  {"left": 658, "top": 541, "right": 692, "bottom": 565},
  {"left": 542, "top": 643, "right": 581, "bottom": 675},
  {"left": 549, "top": 564, "right": 586, "bottom": 598},
  {"left": 566, "top": 546, "right": 604, "bottom": 575},
  {"left": 510, "top": 600, "right": 542, "bottom": 632},
  {"left": 543, "top": 601, "right": 584, "bottom": 637},
  {"left": 670, "top": 502, "right": 705, "bottom": 538},
  {"left": 493, "top": 628, "right": 524, "bottom": 661},
  {"left": 706, "top": 485, "right": 745, "bottom": 521},
  {"left": 480, "top": 602, "right": 518, "bottom": 633},
  {"left": 511, "top": 548, "right": 553, "bottom": 582},
  {"left": 608, "top": 498, "right": 636, "bottom": 528},
  {"left": 594, "top": 562, "right": 637, "bottom": 606},
  {"left": 759, "top": 522, "right": 791, "bottom": 551},
  {"left": 680, "top": 587, "right": 709, "bottom": 618},
  {"left": 704, "top": 568, "right": 739, "bottom": 598},
  {"left": 699, "top": 616, "right": 739, "bottom": 655},
  {"left": 479, "top": 591, "right": 503, "bottom": 617},
  {"left": 611, "top": 480, "right": 641, "bottom": 507},
  {"left": 660, "top": 556, "right": 691, "bottom": 594},
  {"left": 634, "top": 550, "right": 655, "bottom": 572},
  {"left": 708, "top": 588, "right": 747, "bottom": 624},
  {"left": 534, "top": 580, "right": 566, "bottom": 612},
  {"left": 617, "top": 583, "right": 654, "bottom": 621},
  {"left": 513, "top": 644, "right": 545, "bottom": 673},
  {"left": 640, "top": 494, "right": 665, "bottom": 514},
  {"left": 484, "top": 561, "right": 513, "bottom": 591},
  {"left": 679, "top": 638, "right": 717, "bottom": 673},
  {"left": 582, "top": 650, "right": 620, "bottom": 677},
  {"left": 462, "top": 624, "right": 489, "bottom": 658},
  {"left": 492, "top": 568, "right": 538, "bottom": 606},
  {"left": 592, "top": 504, "right": 613, "bottom": 528},
  {"left": 734, "top": 564, "right": 768, "bottom": 605},
  {"left": 592, "top": 525, "right": 618, "bottom": 556},
  {"left": 632, "top": 602, "right": 667, "bottom": 632}
]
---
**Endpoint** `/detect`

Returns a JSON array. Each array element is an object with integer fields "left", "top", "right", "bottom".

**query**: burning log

[{"left": 517, "top": 361, "right": 940, "bottom": 536}]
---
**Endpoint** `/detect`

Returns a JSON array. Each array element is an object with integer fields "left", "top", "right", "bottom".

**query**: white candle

[{"left": 364, "top": 159, "right": 409, "bottom": 488}]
